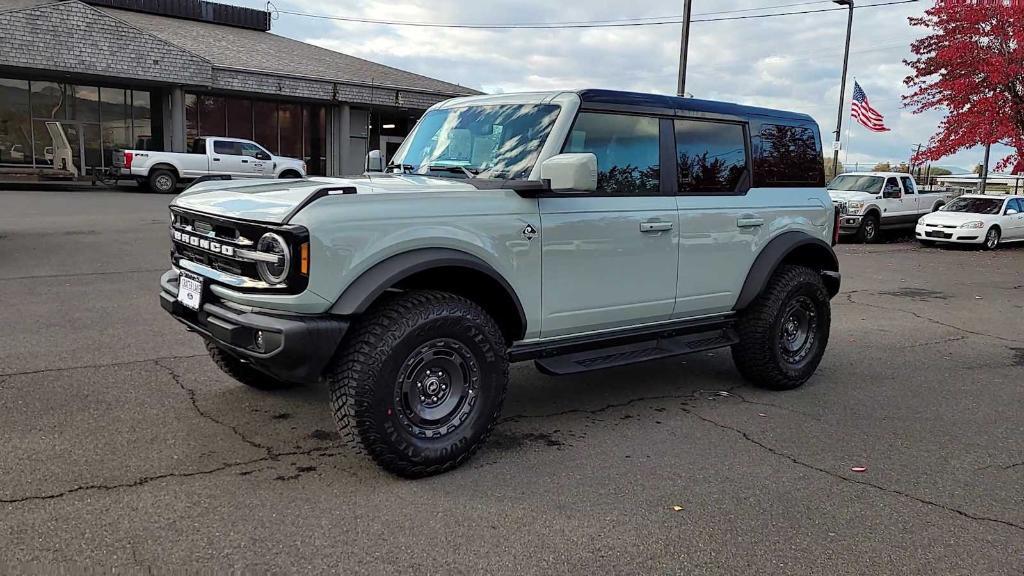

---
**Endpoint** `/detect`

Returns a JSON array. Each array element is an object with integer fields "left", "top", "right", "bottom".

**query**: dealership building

[{"left": 0, "top": 0, "right": 478, "bottom": 178}]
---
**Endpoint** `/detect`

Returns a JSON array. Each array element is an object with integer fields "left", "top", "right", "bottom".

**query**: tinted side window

[
  {"left": 900, "top": 176, "right": 916, "bottom": 194},
  {"left": 884, "top": 178, "right": 901, "bottom": 195},
  {"left": 564, "top": 113, "right": 661, "bottom": 196},
  {"left": 191, "top": 138, "right": 206, "bottom": 155},
  {"left": 1008, "top": 199, "right": 1022, "bottom": 213},
  {"left": 213, "top": 140, "right": 241, "bottom": 155},
  {"left": 675, "top": 120, "right": 747, "bottom": 194},
  {"left": 755, "top": 123, "right": 824, "bottom": 187}
]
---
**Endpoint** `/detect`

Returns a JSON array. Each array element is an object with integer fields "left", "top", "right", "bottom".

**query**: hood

[
  {"left": 171, "top": 174, "right": 480, "bottom": 224},
  {"left": 828, "top": 189, "right": 878, "bottom": 203},
  {"left": 919, "top": 210, "right": 993, "bottom": 226}
]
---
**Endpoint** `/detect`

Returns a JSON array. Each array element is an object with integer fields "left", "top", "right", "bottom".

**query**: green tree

[
  {"left": 895, "top": 162, "right": 911, "bottom": 173},
  {"left": 873, "top": 162, "right": 892, "bottom": 172}
]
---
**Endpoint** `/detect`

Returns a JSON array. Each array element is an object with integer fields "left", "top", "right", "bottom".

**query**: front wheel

[
  {"left": 853, "top": 213, "right": 880, "bottom": 243},
  {"left": 982, "top": 227, "right": 1001, "bottom": 251},
  {"left": 731, "top": 265, "right": 832, "bottom": 390},
  {"left": 328, "top": 291, "right": 509, "bottom": 478}
]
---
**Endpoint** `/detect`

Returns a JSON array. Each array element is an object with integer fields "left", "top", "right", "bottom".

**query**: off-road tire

[
  {"left": 328, "top": 290, "right": 509, "bottom": 478},
  {"left": 982, "top": 227, "right": 1000, "bottom": 251},
  {"left": 731, "top": 265, "right": 831, "bottom": 390},
  {"left": 278, "top": 170, "right": 302, "bottom": 179},
  {"left": 148, "top": 169, "right": 178, "bottom": 194},
  {"left": 854, "top": 212, "right": 880, "bottom": 243},
  {"left": 206, "top": 340, "right": 292, "bottom": 390}
]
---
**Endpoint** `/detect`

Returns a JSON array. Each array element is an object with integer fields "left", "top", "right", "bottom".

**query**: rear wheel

[
  {"left": 732, "top": 265, "right": 832, "bottom": 390},
  {"left": 148, "top": 169, "right": 178, "bottom": 194},
  {"left": 328, "top": 291, "right": 509, "bottom": 478},
  {"left": 278, "top": 170, "right": 302, "bottom": 179},
  {"left": 206, "top": 341, "right": 292, "bottom": 390},
  {"left": 982, "top": 227, "right": 1000, "bottom": 250},
  {"left": 854, "top": 213, "right": 880, "bottom": 243}
]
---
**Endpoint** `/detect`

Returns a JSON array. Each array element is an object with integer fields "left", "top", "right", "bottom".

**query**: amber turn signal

[{"left": 300, "top": 242, "right": 309, "bottom": 275}]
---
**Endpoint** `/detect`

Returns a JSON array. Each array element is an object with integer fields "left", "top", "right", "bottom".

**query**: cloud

[{"left": 265, "top": 0, "right": 1005, "bottom": 170}]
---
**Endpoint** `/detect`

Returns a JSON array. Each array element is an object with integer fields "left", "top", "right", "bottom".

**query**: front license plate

[
  {"left": 178, "top": 272, "right": 203, "bottom": 311},
  {"left": 925, "top": 231, "right": 947, "bottom": 239}
]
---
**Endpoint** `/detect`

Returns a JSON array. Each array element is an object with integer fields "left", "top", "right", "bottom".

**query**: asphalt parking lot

[{"left": 1, "top": 188, "right": 1022, "bottom": 574}]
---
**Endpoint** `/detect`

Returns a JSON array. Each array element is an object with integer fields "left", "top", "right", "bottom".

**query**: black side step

[{"left": 533, "top": 327, "right": 738, "bottom": 376}]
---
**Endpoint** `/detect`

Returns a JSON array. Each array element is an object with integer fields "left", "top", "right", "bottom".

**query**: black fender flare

[
  {"left": 734, "top": 231, "right": 840, "bottom": 310},
  {"left": 329, "top": 248, "right": 527, "bottom": 333}
]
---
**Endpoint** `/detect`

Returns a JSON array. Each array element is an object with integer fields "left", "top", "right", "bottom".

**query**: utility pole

[
  {"left": 979, "top": 141, "right": 991, "bottom": 194},
  {"left": 677, "top": 0, "right": 693, "bottom": 97},
  {"left": 911, "top": 143, "right": 922, "bottom": 178},
  {"left": 832, "top": 0, "right": 854, "bottom": 180}
]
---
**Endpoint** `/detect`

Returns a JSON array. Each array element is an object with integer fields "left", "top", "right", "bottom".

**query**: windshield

[
  {"left": 390, "top": 104, "right": 561, "bottom": 180},
  {"left": 944, "top": 197, "right": 1003, "bottom": 215},
  {"left": 828, "top": 175, "right": 884, "bottom": 193}
]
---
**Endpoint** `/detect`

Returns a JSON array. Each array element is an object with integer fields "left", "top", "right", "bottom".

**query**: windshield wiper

[
  {"left": 385, "top": 163, "right": 415, "bottom": 174},
  {"left": 427, "top": 165, "right": 479, "bottom": 179}
]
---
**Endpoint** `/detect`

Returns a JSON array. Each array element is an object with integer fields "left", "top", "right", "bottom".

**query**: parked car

[
  {"left": 113, "top": 136, "right": 306, "bottom": 193},
  {"left": 829, "top": 172, "right": 947, "bottom": 242},
  {"left": 916, "top": 194, "right": 1024, "bottom": 249},
  {"left": 159, "top": 89, "right": 841, "bottom": 477}
]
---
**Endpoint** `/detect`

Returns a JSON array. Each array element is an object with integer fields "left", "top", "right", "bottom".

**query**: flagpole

[{"left": 832, "top": 0, "right": 855, "bottom": 180}]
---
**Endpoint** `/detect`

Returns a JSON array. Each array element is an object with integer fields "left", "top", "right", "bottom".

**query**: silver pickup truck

[{"left": 114, "top": 136, "right": 306, "bottom": 193}]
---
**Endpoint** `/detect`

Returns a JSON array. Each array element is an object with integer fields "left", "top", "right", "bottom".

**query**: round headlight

[{"left": 256, "top": 233, "right": 290, "bottom": 285}]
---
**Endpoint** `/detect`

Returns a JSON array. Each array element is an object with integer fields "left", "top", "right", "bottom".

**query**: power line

[{"left": 274, "top": 0, "right": 918, "bottom": 30}]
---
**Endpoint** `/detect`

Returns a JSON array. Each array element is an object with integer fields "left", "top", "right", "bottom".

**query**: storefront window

[
  {"left": 131, "top": 90, "right": 152, "bottom": 150},
  {"left": 31, "top": 81, "right": 64, "bottom": 120},
  {"left": 278, "top": 103, "right": 301, "bottom": 158},
  {"left": 0, "top": 78, "right": 32, "bottom": 166},
  {"left": 69, "top": 85, "right": 100, "bottom": 122},
  {"left": 226, "top": 97, "right": 253, "bottom": 140},
  {"left": 185, "top": 93, "right": 198, "bottom": 150},
  {"left": 100, "top": 88, "right": 129, "bottom": 168},
  {"left": 253, "top": 101, "right": 278, "bottom": 154},
  {"left": 303, "top": 104, "right": 326, "bottom": 175},
  {"left": 198, "top": 94, "right": 225, "bottom": 138}
]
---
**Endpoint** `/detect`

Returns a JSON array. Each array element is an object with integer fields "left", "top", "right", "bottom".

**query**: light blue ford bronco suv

[{"left": 160, "top": 89, "right": 841, "bottom": 477}]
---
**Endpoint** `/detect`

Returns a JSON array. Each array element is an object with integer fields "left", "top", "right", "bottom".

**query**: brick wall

[{"left": 0, "top": 1, "right": 212, "bottom": 84}]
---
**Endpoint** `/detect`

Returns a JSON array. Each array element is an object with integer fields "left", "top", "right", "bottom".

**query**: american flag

[{"left": 851, "top": 81, "right": 890, "bottom": 133}]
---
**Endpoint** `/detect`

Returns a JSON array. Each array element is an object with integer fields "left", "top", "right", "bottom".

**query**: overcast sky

[{"left": 243, "top": 0, "right": 1006, "bottom": 172}]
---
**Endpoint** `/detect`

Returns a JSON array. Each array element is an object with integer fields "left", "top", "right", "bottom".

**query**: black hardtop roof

[{"left": 577, "top": 89, "right": 816, "bottom": 123}]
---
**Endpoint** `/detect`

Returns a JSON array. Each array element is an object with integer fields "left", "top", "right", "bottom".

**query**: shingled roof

[{"left": 95, "top": 7, "right": 477, "bottom": 96}]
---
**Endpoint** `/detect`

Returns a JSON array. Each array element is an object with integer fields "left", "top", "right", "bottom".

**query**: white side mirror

[
  {"left": 540, "top": 153, "right": 597, "bottom": 193},
  {"left": 365, "top": 150, "right": 384, "bottom": 173},
  {"left": 1007, "top": 209, "right": 1019, "bottom": 215}
]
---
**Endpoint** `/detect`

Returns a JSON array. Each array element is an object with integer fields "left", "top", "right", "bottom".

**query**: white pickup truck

[
  {"left": 828, "top": 172, "right": 949, "bottom": 243},
  {"left": 114, "top": 136, "right": 306, "bottom": 193}
]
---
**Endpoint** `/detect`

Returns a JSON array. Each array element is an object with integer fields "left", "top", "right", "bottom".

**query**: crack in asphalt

[
  {"left": 0, "top": 354, "right": 206, "bottom": 378},
  {"left": 503, "top": 387, "right": 1023, "bottom": 535},
  {"left": 154, "top": 359, "right": 273, "bottom": 455},
  {"left": 845, "top": 293, "right": 1024, "bottom": 344},
  {"left": 1, "top": 358, "right": 339, "bottom": 504},
  {"left": 682, "top": 407, "right": 1024, "bottom": 534},
  {"left": 0, "top": 267, "right": 168, "bottom": 282},
  {"left": 903, "top": 335, "right": 968, "bottom": 349},
  {"left": 0, "top": 446, "right": 339, "bottom": 504}
]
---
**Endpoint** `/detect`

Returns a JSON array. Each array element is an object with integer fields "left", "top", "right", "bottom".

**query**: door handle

[
  {"left": 241, "top": 159, "right": 249, "bottom": 163},
  {"left": 212, "top": 157, "right": 220, "bottom": 162},
  {"left": 640, "top": 220, "right": 674, "bottom": 233},
  {"left": 737, "top": 215, "right": 764, "bottom": 228}
]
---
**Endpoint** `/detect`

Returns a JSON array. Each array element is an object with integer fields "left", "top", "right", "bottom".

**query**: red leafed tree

[{"left": 904, "top": 1, "right": 1024, "bottom": 173}]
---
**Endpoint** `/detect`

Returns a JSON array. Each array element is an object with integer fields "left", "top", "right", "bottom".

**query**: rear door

[
  {"left": 210, "top": 140, "right": 246, "bottom": 177},
  {"left": 672, "top": 117, "right": 759, "bottom": 317},
  {"left": 880, "top": 177, "right": 912, "bottom": 223},
  {"left": 539, "top": 112, "right": 679, "bottom": 337}
]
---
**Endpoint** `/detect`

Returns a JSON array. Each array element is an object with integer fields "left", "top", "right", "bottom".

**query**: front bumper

[
  {"left": 915, "top": 225, "right": 983, "bottom": 244},
  {"left": 837, "top": 214, "right": 863, "bottom": 234},
  {"left": 160, "top": 270, "right": 348, "bottom": 383}
]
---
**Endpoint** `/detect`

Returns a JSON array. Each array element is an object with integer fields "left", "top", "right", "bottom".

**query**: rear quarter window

[{"left": 754, "top": 123, "right": 824, "bottom": 188}]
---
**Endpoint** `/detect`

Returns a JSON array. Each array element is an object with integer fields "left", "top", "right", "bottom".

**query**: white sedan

[{"left": 916, "top": 194, "right": 1024, "bottom": 249}]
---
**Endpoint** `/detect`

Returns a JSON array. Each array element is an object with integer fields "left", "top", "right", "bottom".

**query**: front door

[
  {"left": 1005, "top": 198, "right": 1024, "bottom": 240},
  {"left": 241, "top": 142, "right": 272, "bottom": 177},
  {"left": 210, "top": 139, "right": 247, "bottom": 177},
  {"left": 539, "top": 112, "right": 678, "bottom": 337}
]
